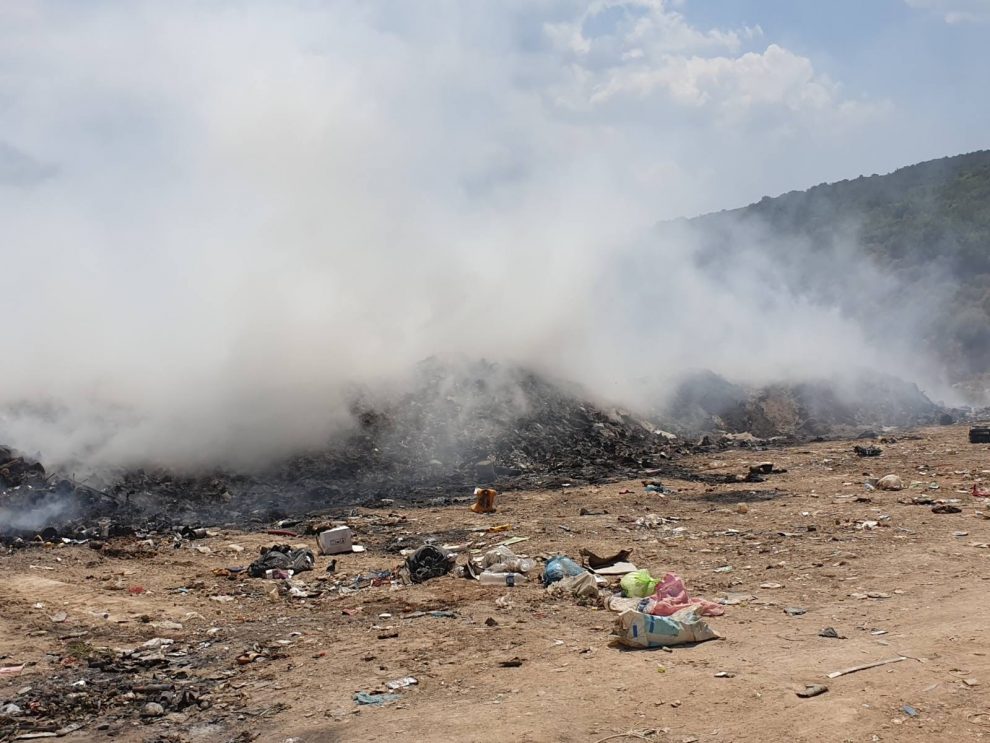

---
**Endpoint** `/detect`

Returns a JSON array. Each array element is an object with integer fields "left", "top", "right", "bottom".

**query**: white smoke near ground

[{"left": 0, "top": 1, "right": 946, "bottom": 472}]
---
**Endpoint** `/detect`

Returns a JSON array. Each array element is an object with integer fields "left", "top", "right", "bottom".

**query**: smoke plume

[{"left": 0, "top": 2, "right": 949, "bottom": 472}]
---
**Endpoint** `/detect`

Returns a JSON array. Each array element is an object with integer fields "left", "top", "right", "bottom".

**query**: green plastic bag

[{"left": 620, "top": 569, "right": 659, "bottom": 598}]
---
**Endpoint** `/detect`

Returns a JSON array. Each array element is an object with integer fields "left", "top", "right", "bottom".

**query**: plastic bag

[
  {"left": 542, "top": 556, "right": 586, "bottom": 586},
  {"left": 476, "top": 546, "right": 534, "bottom": 574},
  {"left": 620, "top": 569, "right": 659, "bottom": 598},
  {"left": 546, "top": 572, "right": 599, "bottom": 598}
]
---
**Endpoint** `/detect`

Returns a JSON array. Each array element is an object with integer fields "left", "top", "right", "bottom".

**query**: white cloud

[
  {"left": 905, "top": 0, "right": 990, "bottom": 22},
  {"left": 542, "top": 2, "right": 880, "bottom": 131}
]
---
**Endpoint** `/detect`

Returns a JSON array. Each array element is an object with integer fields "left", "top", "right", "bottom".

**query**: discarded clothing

[
  {"left": 248, "top": 544, "right": 315, "bottom": 578},
  {"left": 613, "top": 606, "right": 719, "bottom": 648},
  {"left": 404, "top": 544, "right": 455, "bottom": 584},
  {"left": 542, "top": 556, "right": 586, "bottom": 586},
  {"left": 642, "top": 573, "right": 724, "bottom": 617}
]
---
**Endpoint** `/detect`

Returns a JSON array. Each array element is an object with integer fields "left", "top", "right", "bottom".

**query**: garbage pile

[
  {"left": 662, "top": 369, "right": 952, "bottom": 438},
  {"left": 1, "top": 361, "right": 704, "bottom": 540}
]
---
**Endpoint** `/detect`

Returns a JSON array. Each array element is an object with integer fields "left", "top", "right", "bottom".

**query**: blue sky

[
  {"left": 0, "top": 0, "right": 987, "bottom": 216},
  {"left": 681, "top": 0, "right": 990, "bottom": 192}
]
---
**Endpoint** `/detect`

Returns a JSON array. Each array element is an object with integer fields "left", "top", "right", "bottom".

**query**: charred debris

[{"left": 0, "top": 361, "right": 961, "bottom": 545}]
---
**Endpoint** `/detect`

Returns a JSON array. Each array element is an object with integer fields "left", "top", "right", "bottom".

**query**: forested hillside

[{"left": 680, "top": 150, "right": 990, "bottom": 386}]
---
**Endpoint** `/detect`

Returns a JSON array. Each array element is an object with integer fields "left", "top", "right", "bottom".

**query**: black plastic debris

[
  {"left": 248, "top": 544, "right": 315, "bottom": 578},
  {"left": 403, "top": 544, "right": 455, "bottom": 583},
  {"left": 853, "top": 445, "right": 882, "bottom": 457}
]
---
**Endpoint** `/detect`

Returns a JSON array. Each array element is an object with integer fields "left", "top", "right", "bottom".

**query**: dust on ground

[{"left": 2, "top": 425, "right": 990, "bottom": 743}]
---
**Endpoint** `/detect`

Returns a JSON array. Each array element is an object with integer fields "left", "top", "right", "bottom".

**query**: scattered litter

[
  {"left": 543, "top": 556, "right": 587, "bottom": 586},
  {"left": 819, "top": 627, "right": 845, "bottom": 639},
  {"left": 386, "top": 676, "right": 418, "bottom": 690},
  {"left": 546, "top": 572, "right": 599, "bottom": 599},
  {"left": 354, "top": 692, "right": 400, "bottom": 706},
  {"left": 317, "top": 526, "right": 353, "bottom": 555},
  {"left": 932, "top": 504, "right": 962, "bottom": 514},
  {"left": 797, "top": 684, "right": 829, "bottom": 698},
  {"left": 760, "top": 582, "right": 783, "bottom": 589},
  {"left": 613, "top": 606, "right": 720, "bottom": 649},
  {"left": 714, "top": 671, "right": 734, "bottom": 678},
  {"left": 854, "top": 445, "right": 882, "bottom": 457},
  {"left": 473, "top": 545, "right": 534, "bottom": 574},
  {"left": 826, "top": 656, "right": 908, "bottom": 679},
  {"left": 902, "top": 704, "right": 919, "bottom": 717},
  {"left": 248, "top": 545, "right": 315, "bottom": 578},
  {"left": 403, "top": 545, "right": 455, "bottom": 583},
  {"left": 784, "top": 607, "right": 806, "bottom": 616},
  {"left": 579, "top": 548, "right": 632, "bottom": 570},
  {"left": 498, "top": 536, "right": 530, "bottom": 547},
  {"left": 642, "top": 573, "right": 724, "bottom": 617},
  {"left": 477, "top": 571, "right": 527, "bottom": 586},
  {"left": 470, "top": 487, "right": 497, "bottom": 514},
  {"left": 0, "top": 665, "right": 24, "bottom": 677},
  {"left": 719, "top": 593, "right": 754, "bottom": 606},
  {"left": 591, "top": 562, "right": 638, "bottom": 576},
  {"left": 972, "top": 484, "right": 990, "bottom": 498},
  {"left": 620, "top": 570, "right": 660, "bottom": 598},
  {"left": 499, "top": 657, "right": 524, "bottom": 668}
]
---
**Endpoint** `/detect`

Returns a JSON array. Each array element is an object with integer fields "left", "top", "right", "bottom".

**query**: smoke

[{"left": 0, "top": 2, "right": 948, "bottom": 472}]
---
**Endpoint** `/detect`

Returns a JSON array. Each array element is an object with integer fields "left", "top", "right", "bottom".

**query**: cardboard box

[{"left": 317, "top": 526, "right": 353, "bottom": 555}]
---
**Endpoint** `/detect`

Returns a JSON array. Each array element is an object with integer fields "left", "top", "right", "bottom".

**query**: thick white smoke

[{"left": 0, "top": 1, "right": 945, "bottom": 471}]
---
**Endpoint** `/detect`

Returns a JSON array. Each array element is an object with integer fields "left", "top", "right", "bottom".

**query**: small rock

[
  {"left": 818, "top": 627, "right": 845, "bottom": 639},
  {"left": 797, "top": 684, "right": 828, "bottom": 698},
  {"left": 878, "top": 475, "right": 903, "bottom": 491},
  {"left": 760, "top": 582, "right": 783, "bottom": 589},
  {"left": 963, "top": 678, "right": 980, "bottom": 687},
  {"left": 902, "top": 704, "right": 919, "bottom": 717},
  {"left": 784, "top": 607, "right": 806, "bottom": 616},
  {"left": 141, "top": 702, "right": 165, "bottom": 718}
]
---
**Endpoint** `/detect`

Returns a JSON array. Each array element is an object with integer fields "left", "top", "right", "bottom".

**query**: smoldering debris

[
  {"left": 661, "top": 370, "right": 951, "bottom": 438},
  {"left": 0, "top": 362, "right": 705, "bottom": 541},
  {"left": 0, "top": 360, "right": 964, "bottom": 543}
]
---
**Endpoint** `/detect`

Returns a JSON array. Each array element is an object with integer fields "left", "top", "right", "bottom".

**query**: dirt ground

[{"left": 3, "top": 424, "right": 990, "bottom": 743}]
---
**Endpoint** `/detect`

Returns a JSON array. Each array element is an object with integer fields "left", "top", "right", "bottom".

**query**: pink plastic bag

[{"left": 643, "top": 572, "right": 725, "bottom": 617}]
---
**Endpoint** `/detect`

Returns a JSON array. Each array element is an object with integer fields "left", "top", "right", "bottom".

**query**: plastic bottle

[{"left": 478, "top": 571, "right": 528, "bottom": 586}]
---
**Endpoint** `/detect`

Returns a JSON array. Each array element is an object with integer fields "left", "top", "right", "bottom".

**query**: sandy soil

[{"left": 2, "top": 424, "right": 990, "bottom": 743}]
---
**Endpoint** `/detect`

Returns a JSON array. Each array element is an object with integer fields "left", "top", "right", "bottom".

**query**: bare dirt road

[{"left": 3, "top": 425, "right": 990, "bottom": 742}]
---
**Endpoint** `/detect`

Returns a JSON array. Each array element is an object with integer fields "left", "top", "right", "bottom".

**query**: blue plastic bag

[{"left": 543, "top": 556, "right": 586, "bottom": 586}]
